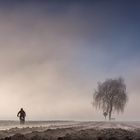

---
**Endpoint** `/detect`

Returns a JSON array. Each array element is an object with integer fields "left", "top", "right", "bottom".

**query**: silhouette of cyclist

[{"left": 17, "top": 108, "right": 26, "bottom": 124}]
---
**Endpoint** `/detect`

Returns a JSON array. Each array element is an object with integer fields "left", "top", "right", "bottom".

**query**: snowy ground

[
  {"left": 74, "top": 121, "right": 140, "bottom": 130},
  {"left": 0, "top": 121, "right": 140, "bottom": 139}
]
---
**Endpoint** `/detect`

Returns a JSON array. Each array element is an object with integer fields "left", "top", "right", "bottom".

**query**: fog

[{"left": 0, "top": 1, "right": 140, "bottom": 120}]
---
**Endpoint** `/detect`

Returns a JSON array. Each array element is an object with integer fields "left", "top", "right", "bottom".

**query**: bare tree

[{"left": 93, "top": 77, "right": 128, "bottom": 120}]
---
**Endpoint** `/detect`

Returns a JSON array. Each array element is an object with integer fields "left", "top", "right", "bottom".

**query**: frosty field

[{"left": 0, "top": 121, "right": 140, "bottom": 140}]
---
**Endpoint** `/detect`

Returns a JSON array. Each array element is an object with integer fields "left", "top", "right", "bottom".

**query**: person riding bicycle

[{"left": 17, "top": 108, "right": 26, "bottom": 124}]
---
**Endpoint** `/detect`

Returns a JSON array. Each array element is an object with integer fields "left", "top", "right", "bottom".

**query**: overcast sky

[{"left": 0, "top": 0, "right": 140, "bottom": 121}]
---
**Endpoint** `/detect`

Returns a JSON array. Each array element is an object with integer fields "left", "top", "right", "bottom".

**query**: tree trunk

[
  {"left": 109, "top": 111, "right": 112, "bottom": 120},
  {"left": 109, "top": 105, "right": 112, "bottom": 120}
]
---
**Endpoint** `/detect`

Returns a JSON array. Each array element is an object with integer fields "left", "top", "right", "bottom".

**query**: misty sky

[{"left": 0, "top": 0, "right": 140, "bottom": 121}]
